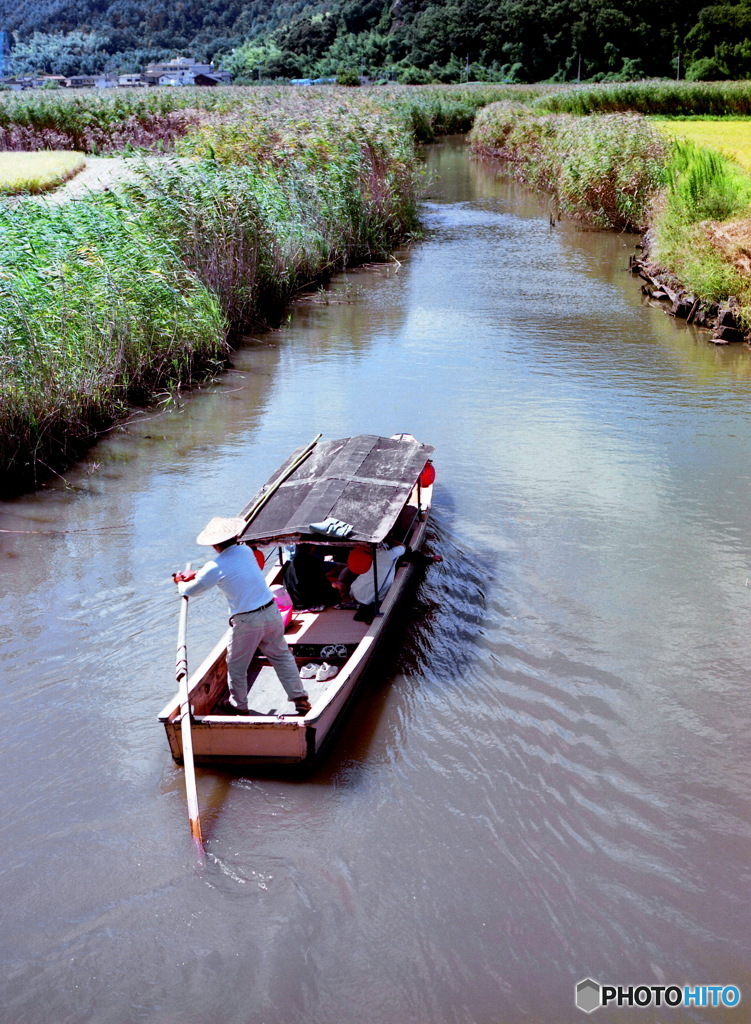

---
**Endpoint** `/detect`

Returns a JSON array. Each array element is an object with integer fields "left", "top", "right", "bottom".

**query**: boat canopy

[{"left": 239, "top": 434, "right": 434, "bottom": 546}]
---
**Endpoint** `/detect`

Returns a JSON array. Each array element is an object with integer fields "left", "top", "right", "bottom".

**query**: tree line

[{"left": 2, "top": 0, "right": 750, "bottom": 82}]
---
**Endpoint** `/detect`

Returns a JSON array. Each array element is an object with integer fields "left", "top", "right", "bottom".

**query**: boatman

[{"left": 173, "top": 516, "right": 311, "bottom": 716}]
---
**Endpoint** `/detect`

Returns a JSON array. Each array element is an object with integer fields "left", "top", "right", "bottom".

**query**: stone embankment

[{"left": 629, "top": 251, "right": 749, "bottom": 346}]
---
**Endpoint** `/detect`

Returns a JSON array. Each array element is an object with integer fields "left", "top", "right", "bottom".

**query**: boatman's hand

[{"left": 172, "top": 570, "right": 197, "bottom": 584}]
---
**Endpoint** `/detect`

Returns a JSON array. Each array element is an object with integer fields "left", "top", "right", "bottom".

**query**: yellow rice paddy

[
  {"left": 0, "top": 150, "right": 86, "bottom": 194},
  {"left": 654, "top": 119, "right": 751, "bottom": 173}
]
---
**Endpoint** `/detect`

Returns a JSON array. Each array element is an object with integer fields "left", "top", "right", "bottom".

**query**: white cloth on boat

[
  {"left": 177, "top": 543, "right": 272, "bottom": 615},
  {"left": 350, "top": 544, "right": 405, "bottom": 605},
  {"left": 309, "top": 517, "right": 354, "bottom": 538}
]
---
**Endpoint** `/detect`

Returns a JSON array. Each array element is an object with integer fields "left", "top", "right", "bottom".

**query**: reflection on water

[{"left": 2, "top": 137, "right": 751, "bottom": 1024}]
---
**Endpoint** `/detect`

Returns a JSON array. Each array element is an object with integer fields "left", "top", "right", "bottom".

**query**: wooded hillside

[{"left": 2, "top": 0, "right": 749, "bottom": 83}]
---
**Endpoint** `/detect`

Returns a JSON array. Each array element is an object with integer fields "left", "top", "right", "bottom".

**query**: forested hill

[
  {"left": 1, "top": 0, "right": 748, "bottom": 83},
  {"left": 0, "top": 0, "right": 307, "bottom": 74}
]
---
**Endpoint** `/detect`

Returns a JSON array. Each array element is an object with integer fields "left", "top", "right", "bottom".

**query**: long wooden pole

[
  {"left": 241, "top": 433, "right": 322, "bottom": 529},
  {"left": 176, "top": 562, "right": 204, "bottom": 860}
]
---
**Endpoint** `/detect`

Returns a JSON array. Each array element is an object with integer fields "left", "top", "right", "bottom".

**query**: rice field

[
  {"left": 0, "top": 150, "right": 85, "bottom": 193},
  {"left": 653, "top": 119, "right": 751, "bottom": 174}
]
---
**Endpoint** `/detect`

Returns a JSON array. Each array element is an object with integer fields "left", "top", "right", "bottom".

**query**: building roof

[{"left": 239, "top": 434, "right": 434, "bottom": 546}]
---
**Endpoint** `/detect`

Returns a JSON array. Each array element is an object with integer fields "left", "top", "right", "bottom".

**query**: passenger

[
  {"left": 345, "top": 527, "right": 443, "bottom": 623},
  {"left": 348, "top": 535, "right": 406, "bottom": 622},
  {"left": 173, "top": 517, "right": 311, "bottom": 715},
  {"left": 282, "top": 544, "right": 340, "bottom": 611}
]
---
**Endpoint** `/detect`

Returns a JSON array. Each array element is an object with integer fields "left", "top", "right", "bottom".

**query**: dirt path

[{"left": 42, "top": 155, "right": 178, "bottom": 203}]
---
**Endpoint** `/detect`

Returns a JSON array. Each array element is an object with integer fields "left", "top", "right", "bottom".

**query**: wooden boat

[{"left": 159, "top": 433, "right": 435, "bottom": 767}]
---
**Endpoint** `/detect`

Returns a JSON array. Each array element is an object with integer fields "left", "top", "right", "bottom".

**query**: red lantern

[
  {"left": 252, "top": 547, "right": 265, "bottom": 570},
  {"left": 347, "top": 547, "right": 373, "bottom": 575},
  {"left": 419, "top": 462, "right": 436, "bottom": 487}
]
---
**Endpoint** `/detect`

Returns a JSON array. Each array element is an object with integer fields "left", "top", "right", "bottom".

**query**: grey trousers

[{"left": 226, "top": 603, "right": 307, "bottom": 710}]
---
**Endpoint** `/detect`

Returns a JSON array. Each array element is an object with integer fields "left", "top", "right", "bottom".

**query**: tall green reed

[
  {"left": 0, "top": 86, "right": 429, "bottom": 489},
  {"left": 0, "top": 194, "right": 225, "bottom": 490},
  {"left": 470, "top": 104, "right": 668, "bottom": 230},
  {"left": 534, "top": 81, "right": 751, "bottom": 117}
]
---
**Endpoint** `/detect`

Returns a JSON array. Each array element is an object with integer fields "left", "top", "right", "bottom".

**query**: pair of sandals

[{"left": 320, "top": 644, "right": 348, "bottom": 659}]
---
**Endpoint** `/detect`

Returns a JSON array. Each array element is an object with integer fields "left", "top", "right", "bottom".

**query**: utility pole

[
  {"left": 465, "top": 53, "right": 469, "bottom": 82},
  {"left": 676, "top": 51, "right": 681, "bottom": 80},
  {"left": 577, "top": 53, "right": 582, "bottom": 83}
]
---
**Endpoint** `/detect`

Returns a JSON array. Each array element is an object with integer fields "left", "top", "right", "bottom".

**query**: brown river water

[{"left": 2, "top": 137, "right": 751, "bottom": 1024}]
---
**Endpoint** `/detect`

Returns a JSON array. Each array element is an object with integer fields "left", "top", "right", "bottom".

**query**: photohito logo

[{"left": 575, "top": 979, "right": 742, "bottom": 1013}]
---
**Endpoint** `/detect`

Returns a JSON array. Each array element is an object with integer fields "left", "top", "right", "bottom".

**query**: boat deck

[
  {"left": 285, "top": 607, "right": 370, "bottom": 646},
  {"left": 199, "top": 607, "right": 371, "bottom": 718},
  {"left": 233, "top": 663, "right": 326, "bottom": 717}
]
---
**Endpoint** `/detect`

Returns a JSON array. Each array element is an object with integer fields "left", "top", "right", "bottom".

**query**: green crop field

[
  {"left": 0, "top": 150, "right": 86, "bottom": 193},
  {"left": 654, "top": 120, "right": 751, "bottom": 174}
]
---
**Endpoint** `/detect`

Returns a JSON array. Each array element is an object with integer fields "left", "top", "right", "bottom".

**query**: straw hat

[{"left": 195, "top": 516, "right": 246, "bottom": 546}]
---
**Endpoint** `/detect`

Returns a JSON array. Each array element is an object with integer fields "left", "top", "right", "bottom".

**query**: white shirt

[
  {"left": 178, "top": 544, "right": 273, "bottom": 616},
  {"left": 350, "top": 545, "right": 405, "bottom": 605}
]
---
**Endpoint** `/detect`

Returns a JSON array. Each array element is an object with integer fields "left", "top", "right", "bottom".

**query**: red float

[
  {"left": 419, "top": 462, "right": 436, "bottom": 487},
  {"left": 347, "top": 547, "right": 373, "bottom": 575}
]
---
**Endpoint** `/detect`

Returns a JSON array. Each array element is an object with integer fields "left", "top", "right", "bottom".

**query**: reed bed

[
  {"left": 130, "top": 100, "right": 419, "bottom": 326},
  {"left": 0, "top": 88, "right": 238, "bottom": 152},
  {"left": 534, "top": 81, "right": 751, "bottom": 117},
  {"left": 0, "top": 83, "right": 545, "bottom": 153},
  {"left": 0, "top": 150, "right": 86, "bottom": 193},
  {"left": 3, "top": 85, "right": 480, "bottom": 491},
  {"left": 0, "top": 194, "right": 225, "bottom": 487},
  {"left": 469, "top": 104, "right": 668, "bottom": 230}
]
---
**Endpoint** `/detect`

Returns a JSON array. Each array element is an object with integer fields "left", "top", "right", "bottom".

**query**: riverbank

[
  {"left": 0, "top": 84, "right": 545, "bottom": 496},
  {"left": 468, "top": 86, "right": 751, "bottom": 348}
]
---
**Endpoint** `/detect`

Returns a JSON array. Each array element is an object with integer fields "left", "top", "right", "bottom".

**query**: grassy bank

[
  {"left": 650, "top": 140, "right": 751, "bottom": 307},
  {"left": 470, "top": 98, "right": 751, "bottom": 335},
  {"left": 469, "top": 104, "right": 668, "bottom": 231},
  {"left": 2, "top": 84, "right": 535, "bottom": 492}
]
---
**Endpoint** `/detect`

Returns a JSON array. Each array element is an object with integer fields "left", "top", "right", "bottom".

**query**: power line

[{"left": 0, "top": 31, "right": 9, "bottom": 77}]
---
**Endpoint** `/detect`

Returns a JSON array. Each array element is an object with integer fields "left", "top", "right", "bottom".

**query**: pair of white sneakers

[{"left": 300, "top": 662, "right": 339, "bottom": 682}]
